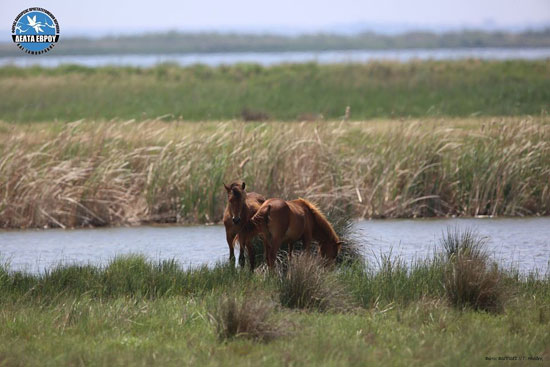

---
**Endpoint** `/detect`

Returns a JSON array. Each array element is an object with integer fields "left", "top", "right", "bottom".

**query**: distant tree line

[{"left": 1, "top": 29, "right": 549, "bottom": 56}]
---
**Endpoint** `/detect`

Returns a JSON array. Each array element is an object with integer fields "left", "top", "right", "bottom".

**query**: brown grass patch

[
  {"left": 211, "top": 294, "right": 285, "bottom": 342},
  {"left": 442, "top": 229, "right": 506, "bottom": 313},
  {"left": 278, "top": 253, "right": 354, "bottom": 312}
]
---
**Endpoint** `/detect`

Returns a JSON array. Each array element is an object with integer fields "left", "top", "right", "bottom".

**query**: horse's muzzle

[{"left": 232, "top": 216, "right": 241, "bottom": 224}]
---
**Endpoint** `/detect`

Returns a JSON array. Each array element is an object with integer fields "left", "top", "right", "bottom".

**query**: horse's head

[
  {"left": 320, "top": 240, "right": 343, "bottom": 261},
  {"left": 224, "top": 181, "right": 246, "bottom": 224}
]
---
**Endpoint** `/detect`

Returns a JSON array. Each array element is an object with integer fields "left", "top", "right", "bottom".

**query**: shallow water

[
  {"left": 357, "top": 217, "right": 550, "bottom": 274},
  {"left": 0, "top": 217, "right": 549, "bottom": 274},
  {"left": 1, "top": 47, "right": 550, "bottom": 68}
]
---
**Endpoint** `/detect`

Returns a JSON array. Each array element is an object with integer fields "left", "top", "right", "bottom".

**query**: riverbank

[
  {"left": 1, "top": 60, "right": 549, "bottom": 122},
  {"left": 1, "top": 230, "right": 549, "bottom": 366},
  {"left": 1, "top": 117, "right": 548, "bottom": 229}
]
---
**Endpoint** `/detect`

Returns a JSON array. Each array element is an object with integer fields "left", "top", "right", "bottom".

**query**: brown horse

[
  {"left": 223, "top": 181, "right": 265, "bottom": 269},
  {"left": 251, "top": 197, "right": 342, "bottom": 268}
]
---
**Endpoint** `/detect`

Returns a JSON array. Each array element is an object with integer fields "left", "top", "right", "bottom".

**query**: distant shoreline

[
  {"left": 2, "top": 47, "right": 550, "bottom": 68},
  {"left": 1, "top": 29, "right": 549, "bottom": 57}
]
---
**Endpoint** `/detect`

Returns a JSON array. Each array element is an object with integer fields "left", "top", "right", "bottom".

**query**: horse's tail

[
  {"left": 297, "top": 198, "right": 341, "bottom": 251},
  {"left": 234, "top": 233, "right": 245, "bottom": 250}
]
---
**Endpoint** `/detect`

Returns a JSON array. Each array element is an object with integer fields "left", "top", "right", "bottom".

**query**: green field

[
  {"left": 1, "top": 229, "right": 549, "bottom": 366},
  {"left": 1, "top": 60, "right": 549, "bottom": 122}
]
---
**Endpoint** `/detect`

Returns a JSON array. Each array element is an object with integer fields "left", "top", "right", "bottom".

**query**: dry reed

[{"left": 0, "top": 117, "right": 548, "bottom": 228}]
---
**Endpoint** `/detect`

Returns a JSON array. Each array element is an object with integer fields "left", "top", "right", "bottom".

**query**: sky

[{"left": 2, "top": 0, "right": 550, "bottom": 36}]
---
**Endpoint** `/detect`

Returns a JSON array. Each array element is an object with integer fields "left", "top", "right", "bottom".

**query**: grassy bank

[
  {"left": 1, "top": 117, "right": 549, "bottom": 228},
  {"left": 1, "top": 230, "right": 549, "bottom": 366},
  {"left": 1, "top": 60, "right": 549, "bottom": 122}
]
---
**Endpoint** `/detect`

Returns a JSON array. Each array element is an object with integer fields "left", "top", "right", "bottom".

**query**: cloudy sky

[{"left": 2, "top": 0, "right": 549, "bottom": 35}]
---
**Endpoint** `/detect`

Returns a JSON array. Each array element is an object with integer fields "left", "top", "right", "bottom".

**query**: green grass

[
  {"left": 1, "top": 234, "right": 549, "bottom": 366},
  {"left": 1, "top": 60, "right": 549, "bottom": 122},
  {"left": 1, "top": 295, "right": 549, "bottom": 366},
  {"left": 0, "top": 256, "right": 261, "bottom": 303},
  {"left": 1, "top": 117, "right": 549, "bottom": 228}
]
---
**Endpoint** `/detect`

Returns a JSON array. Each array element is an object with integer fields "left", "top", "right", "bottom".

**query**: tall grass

[
  {"left": 1, "top": 117, "right": 548, "bottom": 228},
  {"left": 0, "top": 255, "right": 259, "bottom": 303},
  {"left": 444, "top": 254, "right": 504, "bottom": 313},
  {"left": 278, "top": 254, "right": 353, "bottom": 312},
  {"left": 441, "top": 228, "right": 506, "bottom": 312},
  {"left": 339, "top": 228, "right": 514, "bottom": 313},
  {"left": 339, "top": 255, "right": 447, "bottom": 308},
  {"left": 1, "top": 61, "right": 549, "bottom": 122},
  {"left": 440, "top": 227, "right": 488, "bottom": 260}
]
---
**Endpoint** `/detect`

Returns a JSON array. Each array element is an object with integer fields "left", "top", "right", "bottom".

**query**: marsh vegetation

[
  {"left": 1, "top": 116, "right": 548, "bottom": 228},
  {"left": 1, "top": 60, "right": 549, "bottom": 122},
  {"left": 1, "top": 230, "right": 548, "bottom": 366},
  {"left": 1, "top": 57, "right": 549, "bottom": 365}
]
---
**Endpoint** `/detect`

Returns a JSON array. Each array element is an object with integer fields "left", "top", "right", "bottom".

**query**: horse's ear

[
  {"left": 223, "top": 183, "right": 230, "bottom": 192},
  {"left": 241, "top": 182, "right": 246, "bottom": 190}
]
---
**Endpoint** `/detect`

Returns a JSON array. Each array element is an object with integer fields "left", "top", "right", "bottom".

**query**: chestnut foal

[{"left": 223, "top": 181, "right": 265, "bottom": 269}]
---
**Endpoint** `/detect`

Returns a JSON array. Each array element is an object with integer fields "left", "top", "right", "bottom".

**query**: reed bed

[{"left": 0, "top": 117, "right": 549, "bottom": 228}]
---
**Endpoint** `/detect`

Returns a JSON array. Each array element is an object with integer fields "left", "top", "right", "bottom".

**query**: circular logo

[{"left": 11, "top": 8, "right": 59, "bottom": 55}]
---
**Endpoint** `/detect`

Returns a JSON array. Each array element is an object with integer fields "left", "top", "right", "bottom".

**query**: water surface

[
  {"left": 1, "top": 218, "right": 548, "bottom": 274},
  {"left": 1, "top": 47, "right": 549, "bottom": 68}
]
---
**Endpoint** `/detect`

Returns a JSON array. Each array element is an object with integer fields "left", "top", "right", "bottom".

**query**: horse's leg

[
  {"left": 226, "top": 231, "right": 236, "bottom": 265},
  {"left": 238, "top": 240, "right": 246, "bottom": 268},
  {"left": 268, "top": 236, "right": 283, "bottom": 269},
  {"left": 246, "top": 237, "right": 256, "bottom": 271}
]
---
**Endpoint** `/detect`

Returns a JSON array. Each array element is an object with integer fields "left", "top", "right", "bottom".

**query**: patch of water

[
  {"left": 1, "top": 48, "right": 550, "bottom": 68},
  {"left": 0, "top": 217, "right": 548, "bottom": 274}
]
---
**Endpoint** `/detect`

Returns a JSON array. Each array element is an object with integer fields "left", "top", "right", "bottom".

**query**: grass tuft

[
  {"left": 211, "top": 294, "right": 284, "bottom": 342},
  {"left": 440, "top": 227, "right": 488, "bottom": 261},
  {"left": 441, "top": 229, "right": 506, "bottom": 313},
  {"left": 278, "top": 253, "right": 352, "bottom": 312}
]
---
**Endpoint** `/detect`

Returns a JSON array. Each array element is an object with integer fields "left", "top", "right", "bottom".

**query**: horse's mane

[{"left": 296, "top": 198, "right": 340, "bottom": 244}]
